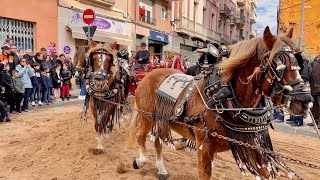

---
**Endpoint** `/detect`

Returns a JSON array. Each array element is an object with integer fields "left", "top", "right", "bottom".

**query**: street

[{"left": 0, "top": 101, "right": 319, "bottom": 180}]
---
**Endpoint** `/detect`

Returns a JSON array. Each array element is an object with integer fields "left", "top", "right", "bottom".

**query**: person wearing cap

[
  {"left": 0, "top": 44, "right": 14, "bottom": 74},
  {"left": 186, "top": 45, "right": 219, "bottom": 76},
  {"left": 132, "top": 42, "right": 150, "bottom": 70}
]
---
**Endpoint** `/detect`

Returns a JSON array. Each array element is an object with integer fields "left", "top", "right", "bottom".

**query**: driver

[{"left": 131, "top": 42, "right": 150, "bottom": 70}]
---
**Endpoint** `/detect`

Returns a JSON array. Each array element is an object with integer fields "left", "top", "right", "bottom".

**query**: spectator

[
  {"left": 18, "top": 49, "right": 25, "bottom": 59},
  {"left": 61, "top": 64, "right": 72, "bottom": 101},
  {"left": 56, "top": 54, "right": 65, "bottom": 69},
  {"left": 23, "top": 49, "right": 35, "bottom": 65},
  {"left": 0, "top": 63, "right": 15, "bottom": 115},
  {"left": 16, "top": 58, "right": 34, "bottom": 112},
  {"left": 40, "top": 47, "right": 47, "bottom": 55},
  {"left": 30, "top": 63, "right": 42, "bottom": 106},
  {"left": 0, "top": 44, "right": 14, "bottom": 74},
  {"left": 4, "top": 37, "right": 12, "bottom": 46},
  {"left": 309, "top": 56, "right": 320, "bottom": 129},
  {"left": 41, "top": 66, "right": 51, "bottom": 105},
  {"left": 132, "top": 42, "right": 150, "bottom": 70},
  {"left": 0, "top": 100, "right": 8, "bottom": 122},
  {"left": 34, "top": 52, "right": 44, "bottom": 67},
  {"left": 65, "top": 55, "right": 74, "bottom": 91},
  {"left": 139, "top": 6, "right": 146, "bottom": 21},
  {"left": 48, "top": 42, "right": 57, "bottom": 57},
  {"left": 51, "top": 64, "right": 62, "bottom": 101},
  {"left": 12, "top": 70, "right": 24, "bottom": 113},
  {"left": 287, "top": 53, "right": 312, "bottom": 126},
  {"left": 10, "top": 44, "right": 19, "bottom": 70},
  {"left": 41, "top": 54, "right": 53, "bottom": 71}
]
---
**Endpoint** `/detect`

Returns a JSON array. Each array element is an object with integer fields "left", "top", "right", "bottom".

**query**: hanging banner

[{"left": 70, "top": 11, "right": 127, "bottom": 35}]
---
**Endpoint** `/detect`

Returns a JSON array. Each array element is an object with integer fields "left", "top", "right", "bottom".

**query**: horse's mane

[
  {"left": 73, "top": 46, "right": 87, "bottom": 67},
  {"left": 218, "top": 36, "right": 295, "bottom": 83}
]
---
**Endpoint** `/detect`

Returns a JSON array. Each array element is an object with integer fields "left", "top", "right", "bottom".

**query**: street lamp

[{"left": 299, "top": 0, "right": 312, "bottom": 51}]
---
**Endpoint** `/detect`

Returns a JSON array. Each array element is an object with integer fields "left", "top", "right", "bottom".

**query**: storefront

[
  {"left": 148, "top": 30, "right": 169, "bottom": 60},
  {"left": 58, "top": 7, "right": 131, "bottom": 58},
  {"left": 172, "top": 32, "right": 203, "bottom": 64}
]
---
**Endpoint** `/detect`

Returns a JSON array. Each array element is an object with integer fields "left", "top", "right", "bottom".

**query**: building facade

[
  {"left": 0, "top": 0, "right": 58, "bottom": 51},
  {"left": 58, "top": 0, "right": 132, "bottom": 58},
  {"left": 131, "top": 0, "right": 172, "bottom": 60},
  {"left": 279, "top": 0, "right": 320, "bottom": 58}
]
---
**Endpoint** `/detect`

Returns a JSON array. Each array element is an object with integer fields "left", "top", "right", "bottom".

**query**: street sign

[
  {"left": 83, "top": 26, "right": 97, "bottom": 38},
  {"left": 82, "top": 9, "right": 95, "bottom": 25}
]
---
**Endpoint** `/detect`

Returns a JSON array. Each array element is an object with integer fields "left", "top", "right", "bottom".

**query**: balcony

[
  {"left": 251, "top": 0, "right": 257, "bottom": 8},
  {"left": 235, "top": 13, "right": 245, "bottom": 27},
  {"left": 250, "top": 12, "right": 257, "bottom": 23},
  {"left": 78, "top": 0, "right": 115, "bottom": 8},
  {"left": 220, "top": 4, "right": 231, "bottom": 18},
  {"left": 237, "top": 0, "right": 246, "bottom": 7},
  {"left": 139, "top": 15, "right": 156, "bottom": 25},
  {"left": 175, "top": 17, "right": 195, "bottom": 35}
]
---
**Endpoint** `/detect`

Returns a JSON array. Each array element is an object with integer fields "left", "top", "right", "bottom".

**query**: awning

[{"left": 70, "top": 27, "right": 132, "bottom": 46}]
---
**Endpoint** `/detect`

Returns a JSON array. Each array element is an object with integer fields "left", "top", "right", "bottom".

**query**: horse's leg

[
  {"left": 154, "top": 137, "right": 169, "bottom": 180},
  {"left": 91, "top": 98, "right": 104, "bottom": 150},
  {"left": 133, "top": 114, "right": 152, "bottom": 169},
  {"left": 195, "top": 134, "right": 216, "bottom": 180}
]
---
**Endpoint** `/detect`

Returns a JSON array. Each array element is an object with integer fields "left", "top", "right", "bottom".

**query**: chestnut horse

[
  {"left": 79, "top": 42, "right": 130, "bottom": 150},
  {"left": 126, "top": 27, "right": 313, "bottom": 179}
]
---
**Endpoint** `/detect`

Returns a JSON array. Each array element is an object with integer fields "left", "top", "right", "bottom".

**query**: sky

[{"left": 253, "top": 0, "right": 280, "bottom": 36}]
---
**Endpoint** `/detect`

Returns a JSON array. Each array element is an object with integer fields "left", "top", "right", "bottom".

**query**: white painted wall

[{"left": 58, "top": 6, "right": 76, "bottom": 58}]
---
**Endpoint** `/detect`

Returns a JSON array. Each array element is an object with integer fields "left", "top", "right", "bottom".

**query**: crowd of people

[
  {"left": 272, "top": 53, "right": 320, "bottom": 128},
  {"left": 0, "top": 38, "right": 74, "bottom": 122}
]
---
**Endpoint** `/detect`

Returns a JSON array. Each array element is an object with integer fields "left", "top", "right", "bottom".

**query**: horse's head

[
  {"left": 260, "top": 27, "right": 313, "bottom": 116},
  {"left": 74, "top": 46, "right": 88, "bottom": 78},
  {"left": 87, "top": 42, "right": 118, "bottom": 96}
]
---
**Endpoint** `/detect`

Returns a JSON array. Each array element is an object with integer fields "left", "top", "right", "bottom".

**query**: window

[
  {"left": 161, "top": 7, "right": 167, "bottom": 19},
  {"left": 0, "top": 17, "right": 34, "bottom": 51},
  {"left": 210, "top": 13, "right": 215, "bottom": 30}
]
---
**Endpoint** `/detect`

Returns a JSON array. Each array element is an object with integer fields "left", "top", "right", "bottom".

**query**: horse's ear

[
  {"left": 263, "top": 26, "right": 277, "bottom": 50},
  {"left": 286, "top": 28, "right": 294, "bottom": 39},
  {"left": 91, "top": 40, "right": 97, "bottom": 47},
  {"left": 110, "top": 42, "right": 117, "bottom": 50}
]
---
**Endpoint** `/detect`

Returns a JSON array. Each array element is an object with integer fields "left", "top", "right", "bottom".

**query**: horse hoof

[
  {"left": 158, "top": 174, "right": 169, "bottom": 180},
  {"left": 133, "top": 159, "right": 140, "bottom": 169}
]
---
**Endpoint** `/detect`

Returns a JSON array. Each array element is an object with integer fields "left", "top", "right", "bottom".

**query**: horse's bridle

[
  {"left": 257, "top": 45, "right": 313, "bottom": 104},
  {"left": 88, "top": 49, "right": 116, "bottom": 98}
]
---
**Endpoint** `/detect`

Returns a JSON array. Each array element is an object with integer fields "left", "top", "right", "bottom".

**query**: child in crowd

[
  {"left": 31, "top": 63, "right": 42, "bottom": 106},
  {"left": 12, "top": 70, "right": 24, "bottom": 113},
  {"left": 61, "top": 64, "right": 72, "bottom": 101},
  {"left": 51, "top": 64, "right": 62, "bottom": 101},
  {"left": 41, "top": 66, "right": 52, "bottom": 105}
]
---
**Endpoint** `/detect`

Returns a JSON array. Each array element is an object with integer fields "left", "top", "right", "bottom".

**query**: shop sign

[
  {"left": 63, "top": 45, "right": 71, "bottom": 55},
  {"left": 70, "top": 11, "right": 127, "bottom": 35},
  {"left": 193, "top": 41, "right": 204, "bottom": 48},
  {"left": 149, "top": 30, "right": 169, "bottom": 43}
]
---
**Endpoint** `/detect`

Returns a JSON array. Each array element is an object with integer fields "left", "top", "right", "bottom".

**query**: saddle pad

[{"left": 156, "top": 73, "right": 194, "bottom": 104}]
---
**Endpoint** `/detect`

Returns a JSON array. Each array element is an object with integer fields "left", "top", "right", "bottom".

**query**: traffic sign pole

[{"left": 88, "top": 24, "right": 91, "bottom": 48}]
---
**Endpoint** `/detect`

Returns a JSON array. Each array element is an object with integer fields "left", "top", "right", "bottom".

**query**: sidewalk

[{"left": 272, "top": 114, "right": 320, "bottom": 138}]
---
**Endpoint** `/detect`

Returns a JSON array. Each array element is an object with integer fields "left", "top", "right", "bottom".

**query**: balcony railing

[
  {"left": 237, "top": 0, "right": 246, "bottom": 7},
  {"left": 235, "top": 13, "right": 245, "bottom": 27},
  {"left": 250, "top": 12, "right": 257, "bottom": 23},
  {"left": 139, "top": 15, "right": 156, "bottom": 25},
  {"left": 220, "top": 4, "right": 231, "bottom": 18},
  {"left": 175, "top": 17, "right": 195, "bottom": 33}
]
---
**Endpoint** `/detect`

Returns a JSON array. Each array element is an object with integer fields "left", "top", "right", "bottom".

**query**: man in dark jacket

[
  {"left": 10, "top": 44, "right": 19, "bottom": 71},
  {"left": 308, "top": 56, "right": 320, "bottom": 129},
  {"left": 131, "top": 42, "right": 150, "bottom": 70}
]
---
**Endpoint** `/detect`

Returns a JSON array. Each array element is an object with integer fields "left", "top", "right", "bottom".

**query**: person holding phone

[{"left": 15, "top": 58, "right": 34, "bottom": 112}]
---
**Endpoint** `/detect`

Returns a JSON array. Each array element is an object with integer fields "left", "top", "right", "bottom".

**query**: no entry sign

[{"left": 82, "top": 9, "right": 95, "bottom": 25}]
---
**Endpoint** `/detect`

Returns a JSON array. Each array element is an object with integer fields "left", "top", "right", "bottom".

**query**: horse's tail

[{"left": 125, "top": 101, "right": 139, "bottom": 148}]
